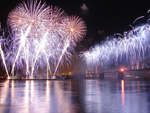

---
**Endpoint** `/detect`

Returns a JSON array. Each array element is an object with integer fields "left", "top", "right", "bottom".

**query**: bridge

[{"left": 72, "top": 55, "right": 150, "bottom": 80}]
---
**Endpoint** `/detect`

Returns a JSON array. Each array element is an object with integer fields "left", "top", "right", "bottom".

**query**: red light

[{"left": 120, "top": 68, "right": 124, "bottom": 72}]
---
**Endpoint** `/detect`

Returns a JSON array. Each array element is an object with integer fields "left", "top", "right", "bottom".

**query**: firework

[
  {"left": 82, "top": 23, "right": 150, "bottom": 73},
  {"left": 0, "top": 0, "right": 86, "bottom": 79},
  {"left": 8, "top": 0, "right": 50, "bottom": 34},
  {"left": 61, "top": 16, "right": 87, "bottom": 42},
  {"left": 54, "top": 16, "right": 86, "bottom": 75}
]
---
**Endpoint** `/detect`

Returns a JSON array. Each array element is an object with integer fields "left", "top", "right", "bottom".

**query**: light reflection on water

[
  {"left": 0, "top": 79, "right": 150, "bottom": 113},
  {"left": 121, "top": 80, "right": 125, "bottom": 107}
]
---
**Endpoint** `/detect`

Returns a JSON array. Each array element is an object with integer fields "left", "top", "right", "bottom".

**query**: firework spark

[
  {"left": 54, "top": 16, "right": 86, "bottom": 75},
  {"left": 81, "top": 23, "right": 150, "bottom": 73},
  {"left": 0, "top": 0, "right": 86, "bottom": 79}
]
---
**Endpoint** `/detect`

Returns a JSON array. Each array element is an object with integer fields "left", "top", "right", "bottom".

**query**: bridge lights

[
  {"left": 118, "top": 68, "right": 124, "bottom": 80},
  {"left": 120, "top": 68, "right": 124, "bottom": 72}
]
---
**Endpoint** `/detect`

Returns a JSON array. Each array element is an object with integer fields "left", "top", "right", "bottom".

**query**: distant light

[
  {"left": 120, "top": 68, "right": 124, "bottom": 72},
  {"left": 68, "top": 72, "right": 72, "bottom": 75}
]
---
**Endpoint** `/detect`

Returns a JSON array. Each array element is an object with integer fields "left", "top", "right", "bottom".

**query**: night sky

[
  {"left": 0, "top": 0, "right": 150, "bottom": 74},
  {"left": 1, "top": 0, "right": 150, "bottom": 41}
]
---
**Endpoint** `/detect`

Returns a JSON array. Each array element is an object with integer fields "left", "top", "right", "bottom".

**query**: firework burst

[
  {"left": 54, "top": 16, "right": 86, "bottom": 75},
  {"left": 81, "top": 23, "right": 150, "bottom": 73},
  {"left": 0, "top": 0, "right": 87, "bottom": 79},
  {"left": 8, "top": 0, "right": 50, "bottom": 34}
]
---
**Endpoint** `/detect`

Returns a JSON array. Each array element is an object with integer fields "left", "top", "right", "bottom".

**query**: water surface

[{"left": 0, "top": 79, "right": 150, "bottom": 113}]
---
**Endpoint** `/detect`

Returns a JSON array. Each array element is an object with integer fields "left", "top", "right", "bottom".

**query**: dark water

[{"left": 0, "top": 80, "right": 150, "bottom": 113}]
